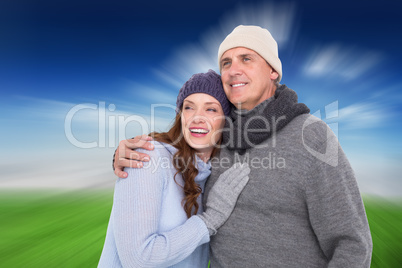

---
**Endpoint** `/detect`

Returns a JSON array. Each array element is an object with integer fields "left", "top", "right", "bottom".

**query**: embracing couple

[{"left": 98, "top": 25, "right": 372, "bottom": 267}]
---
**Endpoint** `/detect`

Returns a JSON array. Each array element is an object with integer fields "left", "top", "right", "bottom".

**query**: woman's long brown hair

[{"left": 151, "top": 112, "right": 219, "bottom": 218}]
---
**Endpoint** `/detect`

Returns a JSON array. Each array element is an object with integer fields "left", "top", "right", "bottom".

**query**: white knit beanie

[{"left": 218, "top": 25, "right": 282, "bottom": 82}]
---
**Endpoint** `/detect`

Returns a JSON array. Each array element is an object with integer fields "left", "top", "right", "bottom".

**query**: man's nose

[{"left": 228, "top": 60, "right": 242, "bottom": 76}]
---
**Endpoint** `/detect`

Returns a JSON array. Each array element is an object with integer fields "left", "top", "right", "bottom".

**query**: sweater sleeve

[
  {"left": 112, "top": 149, "right": 210, "bottom": 268},
  {"left": 305, "top": 127, "right": 372, "bottom": 267}
]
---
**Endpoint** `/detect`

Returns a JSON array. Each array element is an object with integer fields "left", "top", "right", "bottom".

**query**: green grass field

[{"left": 0, "top": 190, "right": 401, "bottom": 267}]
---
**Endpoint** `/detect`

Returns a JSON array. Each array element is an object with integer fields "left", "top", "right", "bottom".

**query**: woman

[{"left": 98, "top": 70, "right": 250, "bottom": 267}]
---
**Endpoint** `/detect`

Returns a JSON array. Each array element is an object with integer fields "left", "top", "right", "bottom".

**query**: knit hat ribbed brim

[{"left": 176, "top": 69, "right": 231, "bottom": 116}]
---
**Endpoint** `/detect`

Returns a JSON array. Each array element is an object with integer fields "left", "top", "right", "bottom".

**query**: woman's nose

[{"left": 192, "top": 113, "right": 206, "bottom": 124}]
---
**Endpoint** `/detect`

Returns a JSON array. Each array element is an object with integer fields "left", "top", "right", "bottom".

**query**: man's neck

[{"left": 233, "top": 85, "right": 277, "bottom": 111}]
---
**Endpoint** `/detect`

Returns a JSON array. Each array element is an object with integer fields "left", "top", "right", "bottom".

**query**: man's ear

[{"left": 270, "top": 70, "right": 279, "bottom": 80}]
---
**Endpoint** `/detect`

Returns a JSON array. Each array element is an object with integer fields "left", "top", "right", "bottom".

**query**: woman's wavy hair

[{"left": 150, "top": 111, "right": 220, "bottom": 218}]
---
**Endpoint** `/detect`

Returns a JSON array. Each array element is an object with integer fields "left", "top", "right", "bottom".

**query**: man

[{"left": 114, "top": 25, "right": 372, "bottom": 267}]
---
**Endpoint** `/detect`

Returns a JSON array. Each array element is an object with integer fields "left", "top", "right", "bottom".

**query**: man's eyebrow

[
  {"left": 239, "top": 53, "right": 256, "bottom": 58},
  {"left": 220, "top": 53, "right": 256, "bottom": 64},
  {"left": 220, "top": 57, "right": 231, "bottom": 64}
]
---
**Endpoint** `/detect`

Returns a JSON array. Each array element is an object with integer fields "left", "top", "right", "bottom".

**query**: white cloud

[
  {"left": 154, "top": 1, "right": 298, "bottom": 87},
  {"left": 309, "top": 99, "right": 392, "bottom": 132},
  {"left": 338, "top": 101, "right": 390, "bottom": 129},
  {"left": 304, "top": 44, "right": 383, "bottom": 80}
]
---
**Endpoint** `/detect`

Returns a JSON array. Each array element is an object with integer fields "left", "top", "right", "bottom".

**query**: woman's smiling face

[{"left": 181, "top": 93, "right": 225, "bottom": 158}]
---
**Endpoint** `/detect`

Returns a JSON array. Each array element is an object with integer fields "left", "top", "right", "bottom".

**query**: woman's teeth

[{"left": 190, "top": 128, "right": 209, "bottom": 134}]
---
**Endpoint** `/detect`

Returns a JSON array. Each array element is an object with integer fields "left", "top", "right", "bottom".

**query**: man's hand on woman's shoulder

[{"left": 113, "top": 134, "right": 155, "bottom": 178}]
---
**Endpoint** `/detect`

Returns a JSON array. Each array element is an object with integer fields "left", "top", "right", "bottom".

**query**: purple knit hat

[{"left": 176, "top": 69, "right": 231, "bottom": 116}]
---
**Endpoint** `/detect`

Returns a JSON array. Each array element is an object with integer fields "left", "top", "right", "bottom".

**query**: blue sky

[{"left": 1, "top": 0, "right": 402, "bottom": 197}]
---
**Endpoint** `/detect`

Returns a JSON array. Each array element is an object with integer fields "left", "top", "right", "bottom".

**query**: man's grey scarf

[{"left": 221, "top": 85, "right": 310, "bottom": 151}]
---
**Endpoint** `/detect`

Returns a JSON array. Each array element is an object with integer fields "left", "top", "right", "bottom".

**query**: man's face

[{"left": 220, "top": 47, "right": 279, "bottom": 110}]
